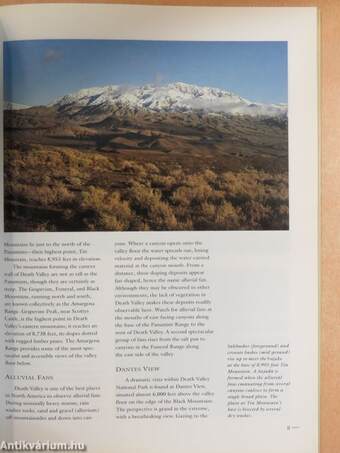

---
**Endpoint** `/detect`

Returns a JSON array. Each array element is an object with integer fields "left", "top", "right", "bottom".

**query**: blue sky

[{"left": 4, "top": 40, "right": 287, "bottom": 106}]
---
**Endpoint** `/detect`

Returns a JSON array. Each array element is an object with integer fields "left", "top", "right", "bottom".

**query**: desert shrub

[
  {"left": 92, "top": 213, "right": 128, "bottom": 231},
  {"left": 207, "top": 169, "right": 289, "bottom": 229},
  {"left": 175, "top": 218, "right": 194, "bottom": 230},
  {"left": 190, "top": 200, "right": 241, "bottom": 230},
  {"left": 129, "top": 218, "right": 150, "bottom": 231},
  {"left": 203, "top": 169, "right": 218, "bottom": 183},
  {"left": 5, "top": 146, "right": 116, "bottom": 187},
  {"left": 269, "top": 204, "right": 289, "bottom": 230},
  {"left": 80, "top": 186, "right": 132, "bottom": 231},
  {"left": 278, "top": 205, "right": 289, "bottom": 218},
  {"left": 219, "top": 169, "right": 267, "bottom": 203},
  {"left": 169, "top": 167, "right": 185, "bottom": 180},
  {"left": 169, "top": 168, "right": 289, "bottom": 230},
  {"left": 128, "top": 182, "right": 162, "bottom": 210},
  {"left": 143, "top": 162, "right": 160, "bottom": 174},
  {"left": 208, "top": 189, "right": 225, "bottom": 205},
  {"left": 214, "top": 202, "right": 241, "bottom": 229},
  {"left": 52, "top": 182, "right": 76, "bottom": 206},
  {"left": 6, "top": 181, "right": 75, "bottom": 207},
  {"left": 240, "top": 200, "right": 272, "bottom": 229},
  {"left": 41, "top": 175, "right": 52, "bottom": 185},
  {"left": 118, "top": 160, "right": 147, "bottom": 177},
  {"left": 172, "top": 175, "right": 213, "bottom": 207},
  {"left": 129, "top": 182, "right": 177, "bottom": 230},
  {"left": 66, "top": 176, "right": 83, "bottom": 187},
  {"left": 60, "top": 148, "right": 115, "bottom": 177},
  {"left": 200, "top": 201, "right": 216, "bottom": 218},
  {"left": 51, "top": 125, "right": 97, "bottom": 138},
  {"left": 219, "top": 169, "right": 288, "bottom": 203},
  {"left": 150, "top": 174, "right": 177, "bottom": 190}
]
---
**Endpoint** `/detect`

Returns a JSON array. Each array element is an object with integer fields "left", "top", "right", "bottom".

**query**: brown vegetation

[{"left": 4, "top": 145, "right": 288, "bottom": 231}]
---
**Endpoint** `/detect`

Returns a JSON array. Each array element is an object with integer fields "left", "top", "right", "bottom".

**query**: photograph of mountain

[{"left": 4, "top": 40, "right": 288, "bottom": 232}]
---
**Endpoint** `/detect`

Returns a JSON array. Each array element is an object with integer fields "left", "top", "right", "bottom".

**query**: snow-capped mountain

[{"left": 51, "top": 82, "right": 287, "bottom": 117}]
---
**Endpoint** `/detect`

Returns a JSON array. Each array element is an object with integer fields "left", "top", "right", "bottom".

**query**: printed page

[{"left": 0, "top": 5, "right": 318, "bottom": 453}]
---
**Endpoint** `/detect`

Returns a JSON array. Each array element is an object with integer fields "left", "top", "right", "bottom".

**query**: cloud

[{"left": 43, "top": 49, "right": 64, "bottom": 64}]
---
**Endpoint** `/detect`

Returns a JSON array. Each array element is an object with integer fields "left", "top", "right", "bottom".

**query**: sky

[{"left": 4, "top": 40, "right": 287, "bottom": 106}]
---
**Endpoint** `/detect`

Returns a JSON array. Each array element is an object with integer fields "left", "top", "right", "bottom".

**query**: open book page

[{"left": 0, "top": 5, "right": 318, "bottom": 453}]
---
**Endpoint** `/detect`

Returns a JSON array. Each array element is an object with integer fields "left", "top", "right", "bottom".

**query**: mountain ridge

[
  {"left": 4, "top": 101, "right": 30, "bottom": 110},
  {"left": 50, "top": 82, "right": 287, "bottom": 118}
]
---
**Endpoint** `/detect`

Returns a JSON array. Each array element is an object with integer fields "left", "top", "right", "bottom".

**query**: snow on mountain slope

[{"left": 51, "top": 82, "right": 287, "bottom": 117}]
